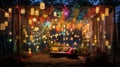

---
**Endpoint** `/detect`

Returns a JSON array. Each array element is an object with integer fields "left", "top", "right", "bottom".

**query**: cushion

[
  {"left": 62, "top": 47, "right": 70, "bottom": 52},
  {"left": 51, "top": 47, "right": 58, "bottom": 52}
]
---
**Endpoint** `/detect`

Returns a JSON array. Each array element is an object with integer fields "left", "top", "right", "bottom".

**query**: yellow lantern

[
  {"left": 36, "top": 46, "right": 39, "bottom": 49},
  {"left": 52, "top": 25, "right": 56, "bottom": 29},
  {"left": 105, "top": 40, "right": 109, "bottom": 46},
  {"left": 35, "top": 10, "right": 39, "bottom": 16},
  {"left": 28, "top": 19, "right": 32, "bottom": 25},
  {"left": 74, "top": 42, "right": 77, "bottom": 46},
  {"left": 8, "top": 8, "right": 12, "bottom": 13},
  {"left": 21, "top": 8, "right": 25, "bottom": 14},
  {"left": 97, "top": 17, "right": 100, "bottom": 21},
  {"left": 96, "top": 6, "right": 99, "bottom": 14},
  {"left": 28, "top": 48, "right": 32, "bottom": 54},
  {"left": 4, "top": 21, "right": 8, "bottom": 26},
  {"left": 32, "top": 17, "right": 37, "bottom": 22},
  {"left": 101, "top": 13, "right": 105, "bottom": 21},
  {"left": 23, "top": 40, "right": 26, "bottom": 43},
  {"left": 94, "top": 39, "right": 97, "bottom": 43},
  {"left": 70, "top": 37, "right": 73, "bottom": 41},
  {"left": 30, "top": 8, "right": 35, "bottom": 15},
  {"left": 9, "top": 32, "right": 12, "bottom": 35},
  {"left": 105, "top": 8, "right": 109, "bottom": 16},
  {"left": 43, "top": 14, "right": 48, "bottom": 18},
  {"left": 30, "top": 35, "right": 34, "bottom": 41},
  {"left": 4, "top": 12, "right": 9, "bottom": 18},
  {"left": 25, "top": 34, "right": 28, "bottom": 38},
  {"left": 40, "top": 2, "right": 45, "bottom": 9},
  {"left": 53, "top": 11, "right": 57, "bottom": 17},
  {"left": 34, "top": 27, "right": 39, "bottom": 31},
  {"left": 0, "top": 23, "right": 6, "bottom": 30}
]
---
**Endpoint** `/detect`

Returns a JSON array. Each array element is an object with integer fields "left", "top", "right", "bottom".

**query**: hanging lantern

[
  {"left": 94, "top": 39, "right": 97, "bottom": 43},
  {"left": 25, "top": 34, "right": 28, "bottom": 38},
  {"left": 0, "top": 23, "right": 6, "bottom": 30},
  {"left": 21, "top": 8, "right": 25, "bottom": 14},
  {"left": 35, "top": 10, "right": 39, "bottom": 16},
  {"left": 70, "top": 37, "right": 73, "bottom": 41},
  {"left": 8, "top": 8, "right": 12, "bottom": 13},
  {"left": 28, "top": 19, "right": 32, "bottom": 25},
  {"left": 97, "top": 17, "right": 100, "bottom": 21},
  {"left": 94, "top": 35, "right": 96, "bottom": 39},
  {"left": 43, "top": 14, "right": 48, "bottom": 18},
  {"left": 54, "top": 18, "right": 58, "bottom": 22},
  {"left": 52, "top": 25, "right": 56, "bottom": 29},
  {"left": 32, "top": 17, "right": 37, "bottom": 22},
  {"left": 101, "top": 13, "right": 105, "bottom": 21},
  {"left": 40, "top": 2, "right": 45, "bottom": 10},
  {"left": 30, "top": 35, "right": 34, "bottom": 41},
  {"left": 4, "top": 12, "right": 9, "bottom": 18},
  {"left": 4, "top": 21, "right": 8, "bottom": 26},
  {"left": 105, "top": 40, "right": 109, "bottom": 46},
  {"left": 23, "top": 40, "right": 26, "bottom": 43},
  {"left": 53, "top": 11, "right": 57, "bottom": 17},
  {"left": 34, "top": 27, "right": 39, "bottom": 31},
  {"left": 9, "top": 38, "right": 12, "bottom": 42},
  {"left": 66, "top": 23, "right": 70, "bottom": 29},
  {"left": 96, "top": 6, "right": 99, "bottom": 14},
  {"left": 28, "top": 48, "right": 32, "bottom": 54},
  {"left": 9, "top": 32, "right": 12, "bottom": 35},
  {"left": 30, "top": 8, "right": 35, "bottom": 15},
  {"left": 105, "top": 8, "right": 109, "bottom": 16}
]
